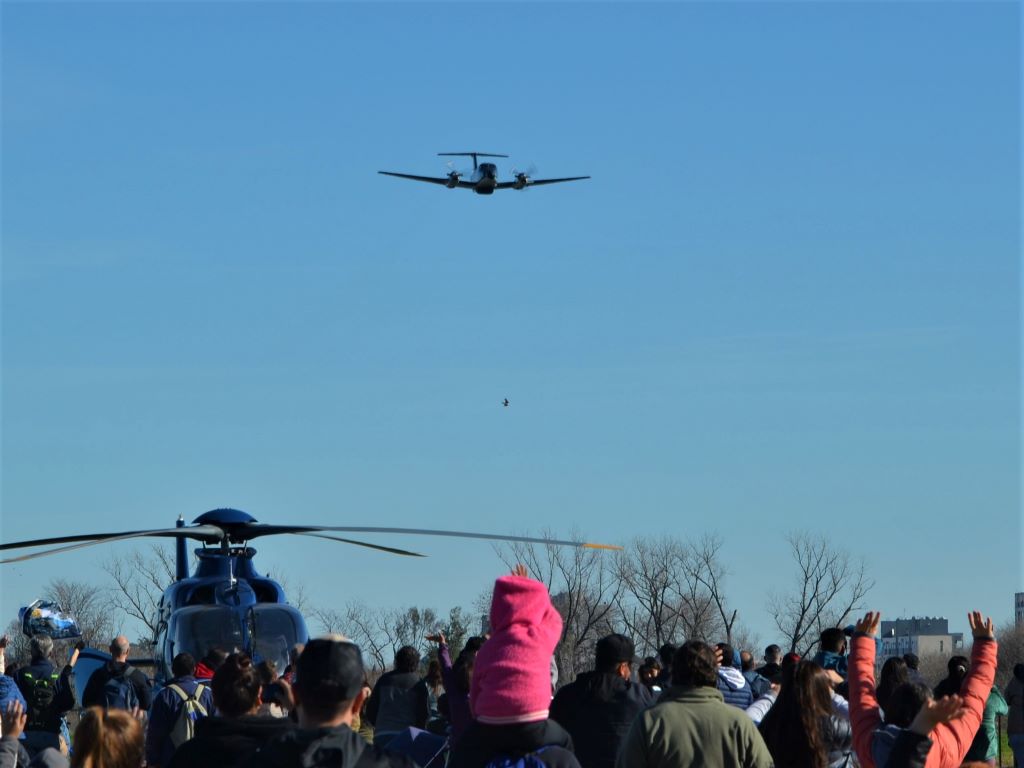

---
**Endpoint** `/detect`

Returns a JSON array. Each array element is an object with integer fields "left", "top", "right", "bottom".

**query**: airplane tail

[{"left": 438, "top": 152, "right": 508, "bottom": 170}]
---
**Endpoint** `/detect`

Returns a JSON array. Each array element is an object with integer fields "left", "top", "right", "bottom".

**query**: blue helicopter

[{"left": 0, "top": 507, "right": 617, "bottom": 683}]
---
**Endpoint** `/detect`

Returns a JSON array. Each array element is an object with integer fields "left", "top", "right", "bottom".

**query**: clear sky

[{"left": 2, "top": 2, "right": 1020, "bottom": 646}]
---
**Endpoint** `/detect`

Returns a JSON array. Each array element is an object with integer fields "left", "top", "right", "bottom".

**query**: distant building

[
  {"left": 879, "top": 617, "right": 964, "bottom": 659},
  {"left": 1016, "top": 593, "right": 1024, "bottom": 627}
]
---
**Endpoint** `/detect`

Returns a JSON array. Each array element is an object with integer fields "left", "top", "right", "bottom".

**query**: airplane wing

[
  {"left": 378, "top": 171, "right": 476, "bottom": 189},
  {"left": 494, "top": 176, "right": 591, "bottom": 190}
]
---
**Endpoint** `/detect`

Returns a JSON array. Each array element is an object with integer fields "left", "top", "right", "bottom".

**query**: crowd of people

[{"left": 0, "top": 567, "right": 1020, "bottom": 768}]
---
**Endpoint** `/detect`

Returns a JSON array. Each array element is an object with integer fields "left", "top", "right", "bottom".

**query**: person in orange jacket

[{"left": 848, "top": 610, "right": 997, "bottom": 768}]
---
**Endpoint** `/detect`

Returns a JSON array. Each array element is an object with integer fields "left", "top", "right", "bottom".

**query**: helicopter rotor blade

[
  {"left": 288, "top": 532, "right": 426, "bottom": 558},
  {"left": 0, "top": 525, "right": 226, "bottom": 565},
  {"left": 241, "top": 524, "right": 621, "bottom": 551},
  {"left": 0, "top": 530, "right": 161, "bottom": 551}
]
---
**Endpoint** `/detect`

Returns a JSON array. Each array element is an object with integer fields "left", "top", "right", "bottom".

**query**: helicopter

[
  {"left": 0, "top": 507, "right": 618, "bottom": 684},
  {"left": 379, "top": 152, "right": 590, "bottom": 195}
]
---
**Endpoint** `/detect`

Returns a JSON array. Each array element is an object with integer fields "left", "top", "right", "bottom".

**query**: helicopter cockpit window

[
  {"left": 173, "top": 606, "right": 244, "bottom": 659},
  {"left": 249, "top": 605, "right": 307, "bottom": 673}
]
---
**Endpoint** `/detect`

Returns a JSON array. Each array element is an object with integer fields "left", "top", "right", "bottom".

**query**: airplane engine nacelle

[
  {"left": 446, "top": 173, "right": 460, "bottom": 189},
  {"left": 513, "top": 174, "right": 529, "bottom": 190}
]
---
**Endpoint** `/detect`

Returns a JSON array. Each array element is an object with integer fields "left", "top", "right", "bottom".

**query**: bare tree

[
  {"left": 680, "top": 534, "right": 738, "bottom": 644},
  {"left": 3, "top": 620, "right": 32, "bottom": 668},
  {"left": 497, "top": 529, "right": 622, "bottom": 684},
  {"left": 768, "top": 533, "right": 873, "bottom": 655},
  {"left": 916, "top": 651, "right": 950, "bottom": 689},
  {"left": 730, "top": 623, "right": 763, "bottom": 659},
  {"left": 438, "top": 606, "right": 472, "bottom": 661},
  {"left": 996, "top": 621, "right": 1024, "bottom": 688},
  {"left": 387, "top": 606, "right": 440, "bottom": 660},
  {"left": 614, "top": 539, "right": 690, "bottom": 656},
  {"left": 103, "top": 545, "right": 177, "bottom": 638},
  {"left": 612, "top": 535, "right": 737, "bottom": 654},
  {"left": 48, "top": 578, "right": 116, "bottom": 650},
  {"left": 311, "top": 602, "right": 431, "bottom": 673}
]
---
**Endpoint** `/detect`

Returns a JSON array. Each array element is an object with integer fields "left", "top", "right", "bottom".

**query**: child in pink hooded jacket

[{"left": 449, "top": 566, "right": 581, "bottom": 768}]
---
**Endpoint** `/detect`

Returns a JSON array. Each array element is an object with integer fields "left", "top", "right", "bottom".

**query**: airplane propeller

[
  {"left": 510, "top": 163, "right": 538, "bottom": 190},
  {"left": 444, "top": 160, "right": 464, "bottom": 188}
]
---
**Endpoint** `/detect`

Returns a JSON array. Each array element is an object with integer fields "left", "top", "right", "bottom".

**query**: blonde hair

[{"left": 71, "top": 708, "right": 144, "bottom": 768}]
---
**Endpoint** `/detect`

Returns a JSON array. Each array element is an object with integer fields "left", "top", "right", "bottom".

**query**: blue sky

[{"left": 2, "top": 2, "right": 1020, "bottom": 646}]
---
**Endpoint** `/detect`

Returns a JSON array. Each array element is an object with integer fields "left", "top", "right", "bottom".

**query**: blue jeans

[
  {"left": 1009, "top": 734, "right": 1024, "bottom": 767},
  {"left": 23, "top": 730, "right": 60, "bottom": 757}
]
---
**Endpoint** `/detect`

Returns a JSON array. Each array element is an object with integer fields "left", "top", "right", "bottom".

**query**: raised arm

[
  {"left": 849, "top": 611, "right": 883, "bottom": 768},
  {"left": 929, "top": 612, "right": 998, "bottom": 768}
]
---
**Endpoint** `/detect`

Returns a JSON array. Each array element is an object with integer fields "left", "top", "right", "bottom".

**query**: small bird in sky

[{"left": 502, "top": 398, "right": 510, "bottom": 407}]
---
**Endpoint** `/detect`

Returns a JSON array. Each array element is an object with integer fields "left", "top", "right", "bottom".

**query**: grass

[{"left": 997, "top": 716, "right": 1016, "bottom": 767}]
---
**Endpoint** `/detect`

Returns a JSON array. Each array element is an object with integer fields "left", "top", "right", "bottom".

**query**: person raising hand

[{"left": 848, "top": 610, "right": 998, "bottom": 768}]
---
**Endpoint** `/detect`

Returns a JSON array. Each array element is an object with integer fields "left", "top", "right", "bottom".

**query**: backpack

[
  {"left": 103, "top": 666, "right": 140, "bottom": 711},
  {"left": 167, "top": 682, "right": 208, "bottom": 748},
  {"left": 21, "top": 670, "right": 60, "bottom": 731},
  {"left": 485, "top": 747, "right": 552, "bottom": 768}
]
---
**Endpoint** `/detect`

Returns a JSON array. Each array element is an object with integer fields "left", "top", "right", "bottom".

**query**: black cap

[
  {"left": 295, "top": 637, "right": 365, "bottom": 701},
  {"left": 595, "top": 634, "right": 635, "bottom": 669}
]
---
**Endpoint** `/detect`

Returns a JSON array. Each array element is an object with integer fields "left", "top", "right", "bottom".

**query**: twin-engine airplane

[{"left": 379, "top": 152, "right": 590, "bottom": 195}]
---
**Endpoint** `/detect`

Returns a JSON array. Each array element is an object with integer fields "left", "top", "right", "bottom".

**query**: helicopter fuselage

[{"left": 152, "top": 545, "right": 308, "bottom": 684}]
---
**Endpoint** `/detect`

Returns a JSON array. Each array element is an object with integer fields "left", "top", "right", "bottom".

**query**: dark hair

[
  {"left": 885, "top": 682, "right": 932, "bottom": 727},
  {"left": 453, "top": 651, "right": 477, "bottom": 694},
  {"left": 902, "top": 653, "right": 920, "bottom": 671},
  {"left": 638, "top": 662, "right": 658, "bottom": 687},
  {"left": 203, "top": 647, "right": 229, "bottom": 671},
  {"left": 778, "top": 653, "right": 801, "bottom": 689},
  {"left": 717, "top": 643, "right": 736, "bottom": 669},
  {"left": 946, "top": 655, "right": 969, "bottom": 680},
  {"left": 211, "top": 652, "right": 262, "bottom": 718},
  {"left": 71, "top": 708, "right": 144, "bottom": 768},
  {"left": 171, "top": 652, "right": 196, "bottom": 679},
  {"left": 595, "top": 634, "right": 635, "bottom": 674},
  {"left": 1015, "top": 663, "right": 1024, "bottom": 683},
  {"left": 659, "top": 643, "right": 677, "bottom": 668},
  {"left": 294, "top": 674, "right": 355, "bottom": 723},
  {"left": 672, "top": 641, "right": 718, "bottom": 687},
  {"left": 819, "top": 628, "right": 846, "bottom": 654},
  {"left": 876, "top": 657, "right": 909, "bottom": 713},
  {"left": 256, "top": 660, "right": 279, "bottom": 686},
  {"left": 765, "top": 644, "right": 782, "bottom": 663},
  {"left": 759, "top": 661, "right": 834, "bottom": 768},
  {"left": 394, "top": 645, "right": 420, "bottom": 674}
]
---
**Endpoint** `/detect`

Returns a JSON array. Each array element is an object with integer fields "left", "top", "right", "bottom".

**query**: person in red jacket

[{"left": 848, "top": 610, "right": 997, "bottom": 768}]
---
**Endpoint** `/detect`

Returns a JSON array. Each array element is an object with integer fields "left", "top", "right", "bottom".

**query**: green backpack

[
  {"left": 168, "top": 683, "right": 209, "bottom": 748},
  {"left": 21, "top": 670, "right": 60, "bottom": 731}
]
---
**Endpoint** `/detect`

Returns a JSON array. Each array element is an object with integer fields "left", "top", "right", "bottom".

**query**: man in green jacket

[{"left": 615, "top": 640, "right": 773, "bottom": 768}]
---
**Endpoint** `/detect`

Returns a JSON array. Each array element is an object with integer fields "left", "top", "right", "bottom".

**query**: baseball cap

[
  {"left": 595, "top": 634, "right": 636, "bottom": 669},
  {"left": 295, "top": 635, "right": 365, "bottom": 701}
]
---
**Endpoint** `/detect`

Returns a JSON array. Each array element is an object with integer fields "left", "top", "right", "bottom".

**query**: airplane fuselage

[{"left": 470, "top": 162, "right": 498, "bottom": 195}]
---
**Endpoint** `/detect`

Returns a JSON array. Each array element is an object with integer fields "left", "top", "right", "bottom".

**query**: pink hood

[{"left": 471, "top": 574, "right": 563, "bottom": 725}]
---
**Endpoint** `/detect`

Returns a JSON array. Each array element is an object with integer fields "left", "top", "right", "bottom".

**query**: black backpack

[
  {"left": 21, "top": 670, "right": 60, "bottom": 731},
  {"left": 102, "top": 666, "right": 140, "bottom": 711}
]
